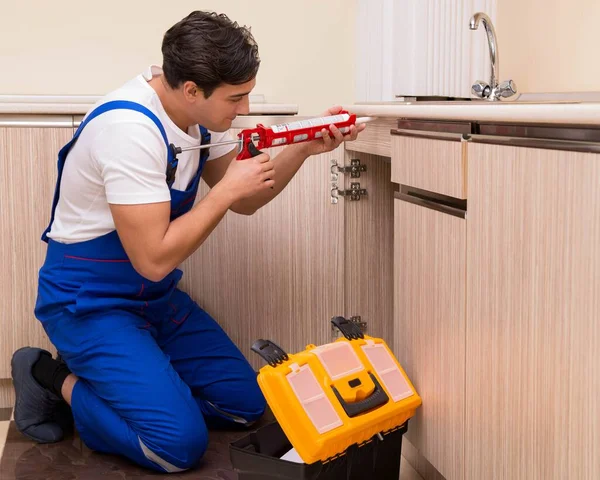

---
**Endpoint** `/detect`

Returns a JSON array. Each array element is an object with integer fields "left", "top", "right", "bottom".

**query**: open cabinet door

[{"left": 341, "top": 149, "right": 395, "bottom": 342}]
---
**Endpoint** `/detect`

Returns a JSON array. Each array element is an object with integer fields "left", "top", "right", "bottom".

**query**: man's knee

[
  {"left": 231, "top": 375, "right": 267, "bottom": 423},
  {"left": 206, "top": 373, "right": 266, "bottom": 427},
  {"left": 243, "top": 380, "right": 267, "bottom": 421},
  {"left": 138, "top": 408, "right": 208, "bottom": 472}
]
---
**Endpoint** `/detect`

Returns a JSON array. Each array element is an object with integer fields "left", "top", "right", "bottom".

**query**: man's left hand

[{"left": 300, "top": 106, "right": 367, "bottom": 157}]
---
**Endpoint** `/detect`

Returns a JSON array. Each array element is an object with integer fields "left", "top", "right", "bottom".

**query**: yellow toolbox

[{"left": 247, "top": 316, "right": 422, "bottom": 466}]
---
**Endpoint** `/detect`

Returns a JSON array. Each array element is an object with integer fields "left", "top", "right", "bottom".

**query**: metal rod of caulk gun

[{"left": 177, "top": 138, "right": 243, "bottom": 153}]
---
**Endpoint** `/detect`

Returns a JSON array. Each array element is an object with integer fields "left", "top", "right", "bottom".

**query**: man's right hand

[{"left": 219, "top": 153, "right": 275, "bottom": 201}]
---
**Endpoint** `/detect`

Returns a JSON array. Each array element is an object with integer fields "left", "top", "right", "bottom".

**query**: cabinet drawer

[
  {"left": 345, "top": 118, "right": 397, "bottom": 157},
  {"left": 391, "top": 131, "right": 467, "bottom": 199}
]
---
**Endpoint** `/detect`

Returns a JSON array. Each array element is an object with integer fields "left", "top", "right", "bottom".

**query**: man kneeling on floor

[{"left": 11, "top": 10, "right": 363, "bottom": 473}]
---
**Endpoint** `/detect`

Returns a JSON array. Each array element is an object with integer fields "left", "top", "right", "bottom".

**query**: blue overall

[{"left": 34, "top": 101, "right": 266, "bottom": 472}]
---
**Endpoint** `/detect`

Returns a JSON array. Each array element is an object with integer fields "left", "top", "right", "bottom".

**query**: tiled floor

[{"left": 0, "top": 407, "right": 423, "bottom": 479}]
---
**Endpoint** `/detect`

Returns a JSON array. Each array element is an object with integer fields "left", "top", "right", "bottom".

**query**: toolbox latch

[
  {"left": 251, "top": 339, "right": 289, "bottom": 367},
  {"left": 331, "top": 316, "right": 365, "bottom": 340}
]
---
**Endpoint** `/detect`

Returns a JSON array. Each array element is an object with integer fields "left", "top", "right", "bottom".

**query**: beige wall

[
  {"left": 0, "top": 0, "right": 355, "bottom": 115},
  {"left": 496, "top": 0, "right": 600, "bottom": 92}
]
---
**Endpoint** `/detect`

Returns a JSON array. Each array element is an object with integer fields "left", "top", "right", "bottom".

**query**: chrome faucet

[{"left": 469, "top": 12, "right": 517, "bottom": 101}]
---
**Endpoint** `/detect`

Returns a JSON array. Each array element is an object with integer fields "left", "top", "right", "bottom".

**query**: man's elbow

[
  {"left": 133, "top": 258, "right": 171, "bottom": 283},
  {"left": 230, "top": 203, "right": 259, "bottom": 216}
]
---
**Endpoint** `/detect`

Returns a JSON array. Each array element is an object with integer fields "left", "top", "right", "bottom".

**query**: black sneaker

[{"left": 11, "top": 347, "right": 68, "bottom": 443}]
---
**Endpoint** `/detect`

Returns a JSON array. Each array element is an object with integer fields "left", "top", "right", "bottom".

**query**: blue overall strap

[
  {"left": 76, "top": 100, "right": 176, "bottom": 172},
  {"left": 41, "top": 100, "right": 176, "bottom": 242}
]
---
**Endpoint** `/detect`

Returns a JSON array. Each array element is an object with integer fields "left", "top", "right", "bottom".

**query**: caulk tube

[
  {"left": 312, "top": 115, "right": 376, "bottom": 138},
  {"left": 268, "top": 114, "right": 351, "bottom": 145},
  {"left": 267, "top": 114, "right": 376, "bottom": 146}
]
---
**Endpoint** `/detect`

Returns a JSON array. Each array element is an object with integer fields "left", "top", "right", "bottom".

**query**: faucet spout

[{"left": 470, "top": 12, "right": 499, "bottom": 90}]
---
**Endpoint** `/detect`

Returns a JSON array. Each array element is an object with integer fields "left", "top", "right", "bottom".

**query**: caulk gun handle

[
  {"left": 169, "top": 143, "right": 182, "bottom": 160},
  {"left": 236, "top": 137, "right": 262, "bottom": 160},
  {"left": 236, "top": 137, "right": 274, "bottom": 189}
]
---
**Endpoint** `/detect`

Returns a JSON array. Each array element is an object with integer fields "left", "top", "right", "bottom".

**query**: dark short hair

[{"left": 161, "top": 11, "right": 260, "bottom": 98}]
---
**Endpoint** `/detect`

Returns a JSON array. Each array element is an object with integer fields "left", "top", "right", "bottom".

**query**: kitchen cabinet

[
  {"left": 0, "top": 123, "right": 73, "bottom": 405},
  {"left": 465, "top": 141, "right": 600, "bottom": 479},
  {"left": 389, "top": 126, "right": 600, "bottom": 480},
  {"left": 393, "top": 190, "right": 466, "bottom": 480}
]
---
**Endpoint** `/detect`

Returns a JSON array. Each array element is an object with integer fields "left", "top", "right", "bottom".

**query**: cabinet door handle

[
  {"left": 469, "top": 134, "right": 600, "bottom": 154},
  {"left": 394, "top": 189, "right": 467, "bottom": 219},
  {"left": 391, "top": 128, "right": 468, "bottom": 142}
]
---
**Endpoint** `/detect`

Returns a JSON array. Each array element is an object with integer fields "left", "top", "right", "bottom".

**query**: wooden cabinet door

[
  {"left": 394, "top": 195, "right": 467, "bottom": 480},
  {"left": 342, "top": 149, "right": 395, "bottom": 342},
  {"left": 180, "top": 134, "right": 345, "bottom": 368},
  {"left": 466, "top": 142, "right": 600, "bottom": 479},
  {"left": 0, "top": 126, "right": 73, "bottom": 380}
]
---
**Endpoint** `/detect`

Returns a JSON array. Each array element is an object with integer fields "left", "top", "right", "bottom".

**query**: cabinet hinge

[
  {"left": 330, "top": 158, "right": 369, "bottom": 204},
  {"left": 333, "top": 158, "right": 367, "bottom": 178},
  {"left": 332, "top": 182, "right": 368, "bottom": 202},
  {"left": 331, "top": 316, "right": 367, "bottom": 340}
]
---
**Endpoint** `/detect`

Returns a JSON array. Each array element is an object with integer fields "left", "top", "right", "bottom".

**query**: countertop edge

[
  {"left": 0, "top": 102, "right": 299, "bottom": 115},
  {"left": 343, "top": 103, "right": 600, "bottom": 126},
  {"left": 0, "top": 114, "right": 312, "bottom": 129}
]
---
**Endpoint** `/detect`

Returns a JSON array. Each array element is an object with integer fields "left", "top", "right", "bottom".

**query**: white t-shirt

[{"left": 47, "top": 65, "right": 236, "bottom": 244}]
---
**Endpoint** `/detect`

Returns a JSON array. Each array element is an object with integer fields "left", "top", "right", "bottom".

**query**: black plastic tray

[{"left": 229, "top": 420, "right": 409, "bottom": 480}]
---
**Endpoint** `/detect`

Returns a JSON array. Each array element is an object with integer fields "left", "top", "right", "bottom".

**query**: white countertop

[
  {"left": 343, "top": 100, "right": 600, "bottom": 126},
  {"left": 0, "top": 95, "right": 298, "bottom": 115}
]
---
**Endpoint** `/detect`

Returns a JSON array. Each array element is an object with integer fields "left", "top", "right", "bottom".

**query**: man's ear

[{"left": 182, "top": 81, "right": 201, "bottom": 102}]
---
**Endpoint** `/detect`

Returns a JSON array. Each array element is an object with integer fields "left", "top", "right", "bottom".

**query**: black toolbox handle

[
  {"left": 251, "top": 339, "right": 289, "bottom": 367},
  {"left": 331, "top": 372, "right": 389, "bottom": 417},
  {"left": 331, "top": 316, "right": 364, "bottom": 340}
]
